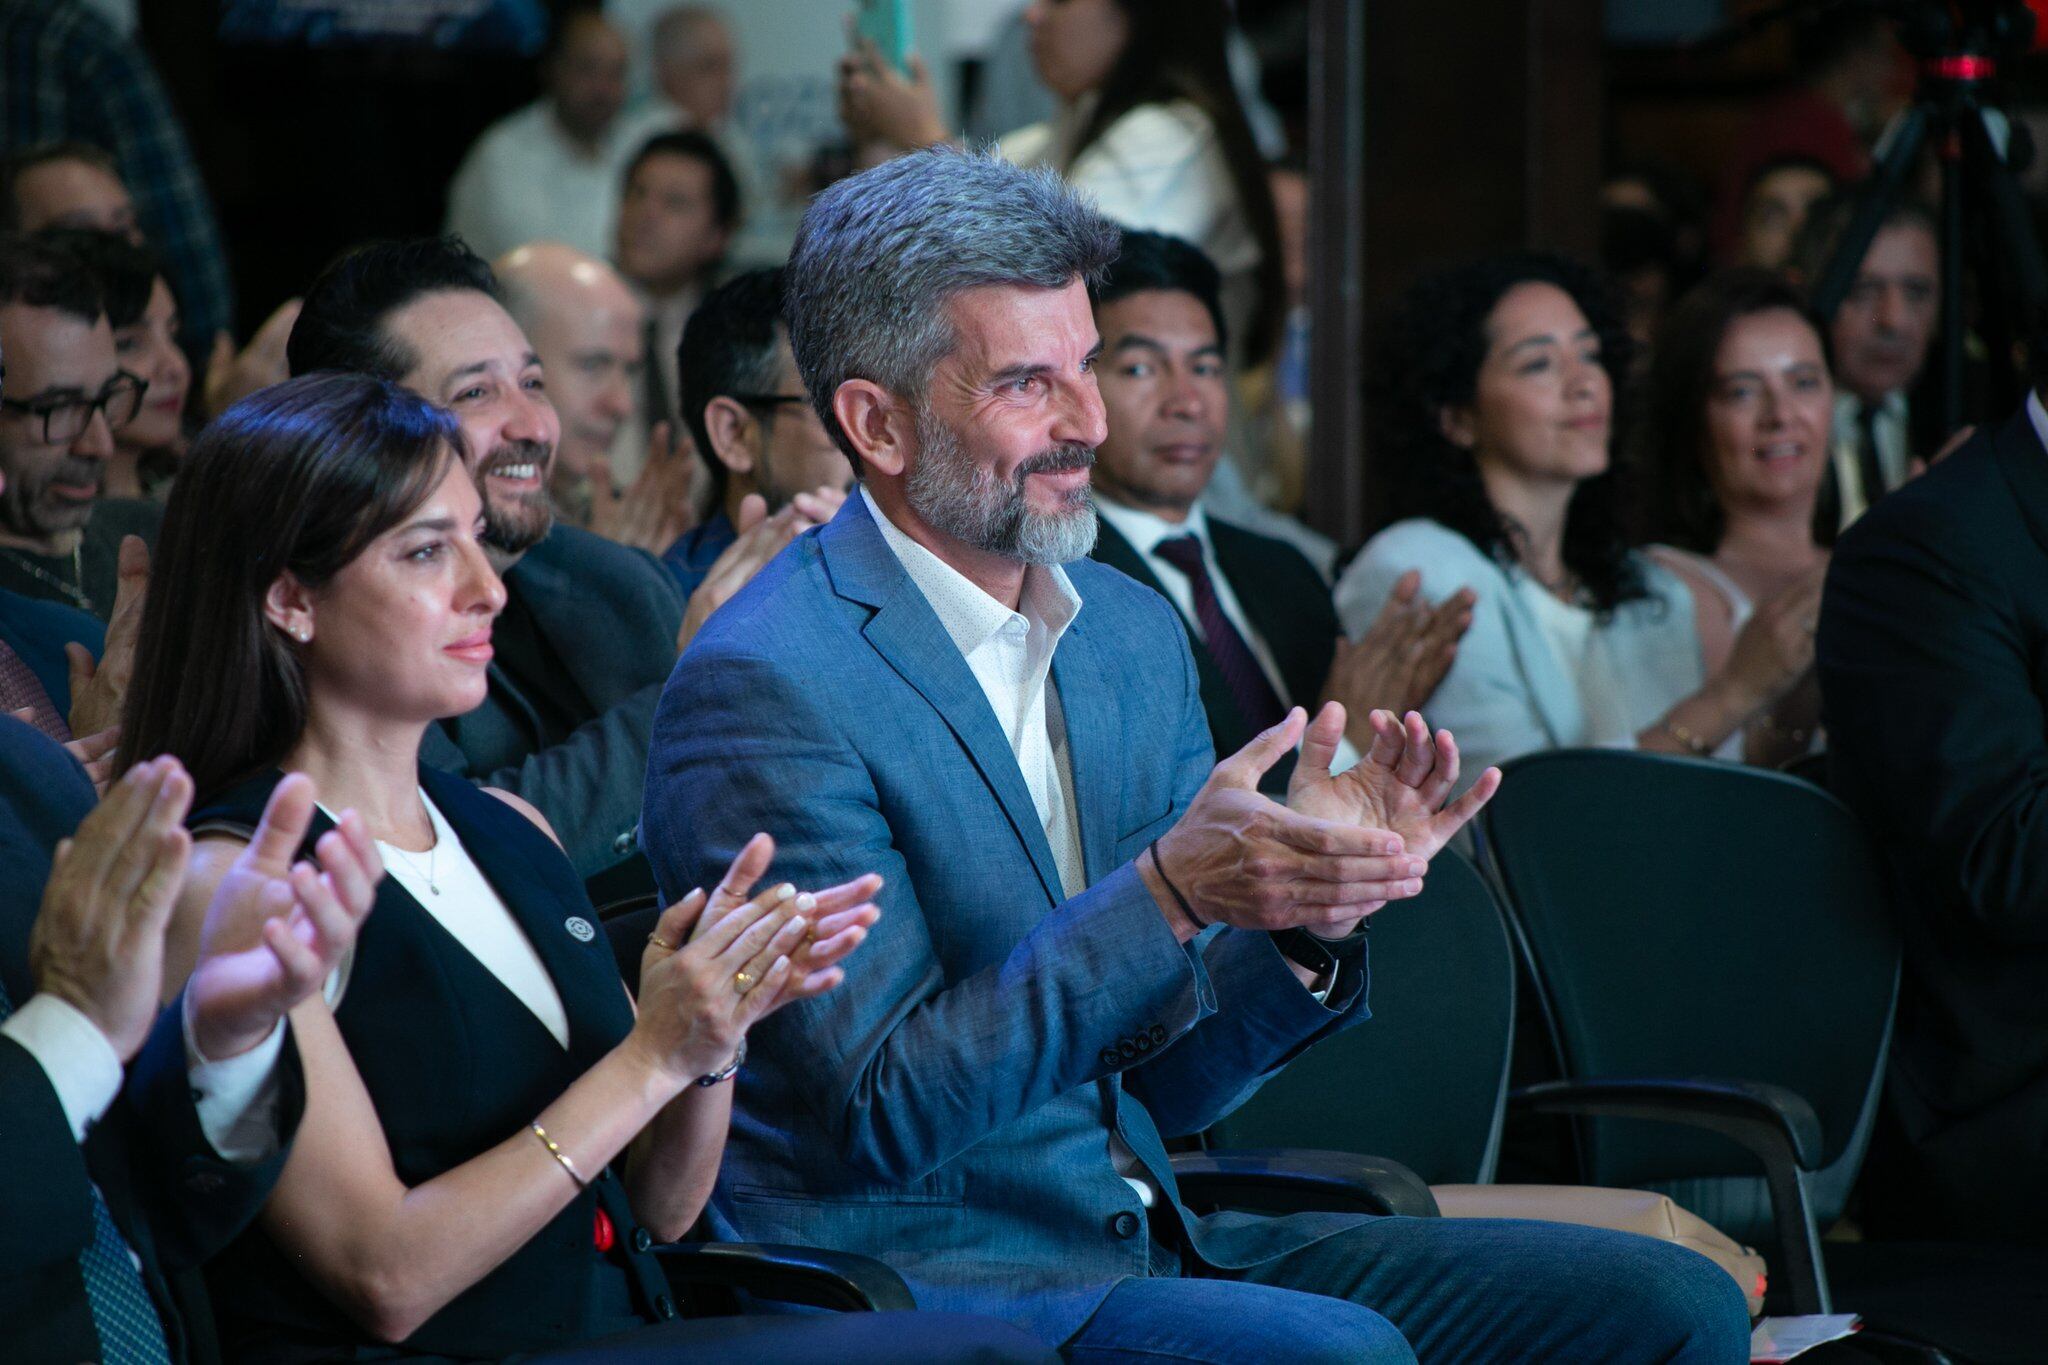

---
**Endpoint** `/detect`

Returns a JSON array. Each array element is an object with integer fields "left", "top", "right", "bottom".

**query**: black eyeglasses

[{"left": 0, "top": 371, "right": 150, "bottom": 445}]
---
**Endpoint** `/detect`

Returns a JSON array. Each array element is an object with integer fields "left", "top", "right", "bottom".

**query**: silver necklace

[
  {"left": 0, "top": 543, "right": 94, "bottom": 614},
  {"left": 384, "top": 816, "right": 442, "bottom": 895}
]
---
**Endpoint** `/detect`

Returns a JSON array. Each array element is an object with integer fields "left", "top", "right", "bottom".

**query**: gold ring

[
  {"left": 733, "top": 969, "right": 755, "bottom": 993},
  {"left": 647, "top": 932, "right": 679, "bottom": 952},
  {"left": 715, "top": 883, "right": 744, "bottom": 900}
]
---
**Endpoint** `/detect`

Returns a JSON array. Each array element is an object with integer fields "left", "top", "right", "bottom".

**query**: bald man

[
  {"left": 445, "top": 13, "right": 675, "bottom": 260},
  {"left": 496, "top": 242, "right": 647, "bottom": 520}
]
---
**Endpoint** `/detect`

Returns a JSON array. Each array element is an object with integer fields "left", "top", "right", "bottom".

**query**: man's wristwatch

[
  {"left": 696, "top": 1037, "right": 746, "bottom": 1087},
  {"left": 1271, "top": 923, "right": 1370, "bottom": 979}
]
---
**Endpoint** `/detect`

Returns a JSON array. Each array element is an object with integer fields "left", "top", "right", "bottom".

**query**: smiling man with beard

[
  {"left": 284, "top": 235, "right": 687, "bottom": 880},
  {"left": 643, "top": 148, "right": 1746, "bottom": 1362},
  {"left": 0, "top": 234, "right": 161, "bottom": 624}
]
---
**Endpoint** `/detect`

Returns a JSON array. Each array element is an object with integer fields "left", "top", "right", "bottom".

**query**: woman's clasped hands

[{"left": 628, "top": 833, "right": 881, "bottom": 1087}]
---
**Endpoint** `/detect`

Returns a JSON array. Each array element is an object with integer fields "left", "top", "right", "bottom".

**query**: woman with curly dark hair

[
  {"left": 1333, "top": 253, "right": 1811, "bottom": 780},
  {"left": 1634, "top": 269, "right": 1831, "bottom": 766}
]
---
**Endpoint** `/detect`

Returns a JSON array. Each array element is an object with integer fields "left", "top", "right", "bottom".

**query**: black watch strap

[{"left": 1272, "top": 923, "right": 1369, "bottom": 976}]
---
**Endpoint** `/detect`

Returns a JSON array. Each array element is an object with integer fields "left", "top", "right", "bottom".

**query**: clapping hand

[
  {"left": 184, "top": 773, "right": 381, "bottom": 1061},
  {"left": 29, "top": 757, "right": 192, "bottom": 1061},
  {"left": 633, "top": 834, "right": 879, "bottom": 1087},
  {"left": 66, "top": 534, "right": 149, "bottom": 741},
  {"left": 590, "top": 421, "right": 699, "bottom": 556},
  {"left": 1290, "top": 703, "right": 1501, "bottom": 865},
  {"left": 1322, "top": 570, "right": 1475, "bottom": 745},
  {"left": 676, "top": 486, "right": 847, "bottom": 652}
]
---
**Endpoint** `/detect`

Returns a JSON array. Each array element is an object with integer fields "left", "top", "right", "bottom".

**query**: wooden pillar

[{"left": 1302, "top": 0, "right": 1604, "bottom": 548}]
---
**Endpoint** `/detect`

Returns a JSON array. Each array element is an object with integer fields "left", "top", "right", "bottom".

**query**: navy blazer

[
  {"left": 0, "top": 585, "right": 104, "bottom": 717},
  {"left": 1820, "top": 402, "right": 2048, "bottom": 1241},
  {"left": 642, "top": 494, "right": 1373, "bottom": 1343},
  {"left": 0, "top": 718, "right": 303, "bottom": 1364},
  {"left": 421, "top": 522, "right": 684, "bottom": 877}
]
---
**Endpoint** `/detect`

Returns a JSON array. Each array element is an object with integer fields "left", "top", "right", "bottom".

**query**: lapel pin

[{"left": 565, "top": 916, "right": 595, "bottom": 943}]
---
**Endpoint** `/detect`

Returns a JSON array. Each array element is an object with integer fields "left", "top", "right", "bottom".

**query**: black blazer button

[
  {"left": 1134, "top": 1034, "right": 1152, "bottom": 1053},
  {"left": 1119, "top": 1039, "right": 1139, "bottom": 1060},
  {"left": 631, "top": 1227, "right": 653, "bottom": 1253},
  {"left": 1110, "top": 1211, "right": 1141, "bottom": 1239},
  {"left": 1100, "top": 1047, "right": 1119, "bottom": 1068},
  {"left": 654, "top": 1293, "right": 677, "bottom": 1320}
]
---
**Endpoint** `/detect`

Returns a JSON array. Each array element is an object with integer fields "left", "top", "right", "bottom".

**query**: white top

[
  {"left": 1514, "top": 578, "right": 1638, "bottom": 749},
  {"left": 1001, "top": 98, "right": 1262, "bottom": 360},
  {"left": 444, "top": 100, "right": 676, "bottom": 262},
  {"left": 860, "top": 487, "right": 1086, "bottom": 899},
  {"left": 1827, "top": 389, "right": 1912, "bottom": 531},
  {"left": 343, "top": 791, "right": 571, "bottom": 1049}
]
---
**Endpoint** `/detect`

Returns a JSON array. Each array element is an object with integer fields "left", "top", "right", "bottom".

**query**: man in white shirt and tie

[
  {"left": 1085, "top": 230, "right": 1472, "bottom": 793},
  {"left": 1799, "top": 198, "right": 1939, "bottom": 531}
]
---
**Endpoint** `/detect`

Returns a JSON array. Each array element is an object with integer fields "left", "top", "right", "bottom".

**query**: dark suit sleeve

[
  {"left": 0, "top": 1034, "right": 97, "bottom": 1279},
  {"left": 457, "top": 681, "right": 666, "bottom": 877},
  {"left": 1120, "top": 615, "right": 1370, "bottom": 1139},
  {"left": 645, "top": 645, "right": 1221, "bottom": 1187},
  {"left": 113, "top": 996, "right": 307, "bottom": 1274},
  {"left": 1822, "top": 500, "right": 2048, "bottom": 943}
]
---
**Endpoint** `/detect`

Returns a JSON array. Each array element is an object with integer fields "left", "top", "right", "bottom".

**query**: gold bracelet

[
  {"left": 529, "top": 1121, "right": 587, "bottom": 1189},
  {"left": 1659, "top": 718, "right": 1714, "bottom": 757}
]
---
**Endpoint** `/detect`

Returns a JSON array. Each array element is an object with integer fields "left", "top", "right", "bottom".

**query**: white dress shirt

[
  {"left": 1, "top": 990, "right": 286, "bottom": 1162},
  {"left": 1096, "top": 497, "right": 1357, "bottom": 773},
  {"left": 444, "top": 101, "right": 675, "bottom": 262}
]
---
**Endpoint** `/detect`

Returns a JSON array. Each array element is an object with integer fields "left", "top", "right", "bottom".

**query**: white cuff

[
  {"left": 0, "top": 994, "right": 124, "bottom": 1142},
  {"left": 181, "top": 1001, "right": 286, "bottom": 1165}
]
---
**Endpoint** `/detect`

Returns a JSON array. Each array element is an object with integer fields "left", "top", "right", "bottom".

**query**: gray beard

[{"left": 906, "top": 406, "right": 1098, "bottom": 567}]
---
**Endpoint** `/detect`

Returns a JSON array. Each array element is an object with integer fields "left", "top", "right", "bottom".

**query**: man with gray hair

[{"left": 642, "top": 147, "right": 1747, "bottom": 1360}]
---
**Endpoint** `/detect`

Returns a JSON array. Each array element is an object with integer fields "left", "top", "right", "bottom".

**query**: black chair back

[
  {"left": 1206, "top": 849, "right": 1514, "bottom": 1185},
  {"left": 1477, "top": 749, "right": 1899, "bottom": 1195}
]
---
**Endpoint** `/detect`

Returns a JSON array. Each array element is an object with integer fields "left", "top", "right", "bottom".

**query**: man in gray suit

[
  {"left": 286, "top": 236, "right": 685, "bottom": 878},
  {"left": 643, "top": 149, "right": 1748, "bottom": 1361}
]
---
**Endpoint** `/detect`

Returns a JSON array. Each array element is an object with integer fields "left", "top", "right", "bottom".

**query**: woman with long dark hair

[
  {"left": 116, "top": 372, "right": 1045, "bottom": 1363},
  {"left": 1333, "top": 253, "right": 1813, "bottom": 781},
  {"left": 839, "top": 0, "right": 1284, "bottom": 370},
  {"left": 1633, "top": 269, "right": 1830, "bottom": 765}
]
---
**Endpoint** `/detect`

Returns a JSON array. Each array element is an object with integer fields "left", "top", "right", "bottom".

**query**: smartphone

[{"left": 854, "top": 0, "right": 914, "bottom": 74}]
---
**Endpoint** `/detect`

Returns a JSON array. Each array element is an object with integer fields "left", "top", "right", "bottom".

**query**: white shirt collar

[
  {"left": 858, "top": 485, "right": 1082, "bottom": 658},
  {"left": 1834, "top": 388, "right": 1909, "bottom": 425},
  {"left": 2029, "top": 390, "right": 2048, "bottom": 455},
  {"left": 1094, "top": 496, "right": 1210, "bottom": 558}
]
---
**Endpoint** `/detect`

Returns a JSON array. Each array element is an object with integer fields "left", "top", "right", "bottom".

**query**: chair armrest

[
  {"left": 1172, "top": 1148, "right": 1440, "bottom": 1220},
  {"left": 655, "top": 1241, "right": 916, "bottom": 1313},
  {"left": 1511, "top": 1077, "right": 1824, "bottom": 1169},
  {"left": 1511, "top": 1076, "right": 1831, "bottom": 1314}
]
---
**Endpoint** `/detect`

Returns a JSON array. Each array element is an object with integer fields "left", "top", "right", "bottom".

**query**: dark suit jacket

[
  {"left": 1091, "top": 514, "right": 1337, "bottom": 792},
  {"left": 0, "top": 586, "right": 104, "bottom": 717},
  {"left": 1819, "top": 403, "right": 2048, "bottom": 1243},
  {"left": 0, "top": 718, "right": 305, "bottom": 1362},
  {"left": 420, "top": 523, "right": 684, "bottom": 878}
]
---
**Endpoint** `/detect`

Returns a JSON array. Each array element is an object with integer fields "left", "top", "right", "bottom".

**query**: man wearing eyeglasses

[
  {"left": 661, "top": 267, "right": 851, "bottom": 609},
  {"left": 0, "top": 235, "right": 159, "bottom": 626}
]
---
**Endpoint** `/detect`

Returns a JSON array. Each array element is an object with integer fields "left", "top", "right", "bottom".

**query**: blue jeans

[{"left": 1062, "top": 1215, "right": 1750, "bottom": 1364}]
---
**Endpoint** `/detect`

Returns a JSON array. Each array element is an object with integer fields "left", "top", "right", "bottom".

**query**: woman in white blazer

[{"left": 1335, "top": 254, "right": 1813, "bottom": 784}]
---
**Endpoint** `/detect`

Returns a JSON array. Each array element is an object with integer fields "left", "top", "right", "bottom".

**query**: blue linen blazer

[{"left": 641, "top": 493, "right": 1377, "bottom": 1343}]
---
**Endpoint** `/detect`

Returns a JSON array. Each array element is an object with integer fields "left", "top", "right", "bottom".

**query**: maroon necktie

[
  {"left": 0, "top": 636, "right": 69, "bottom": 742},
  {"left": 1154, "top": 534, "right": 1287, "bottom": 734}
]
